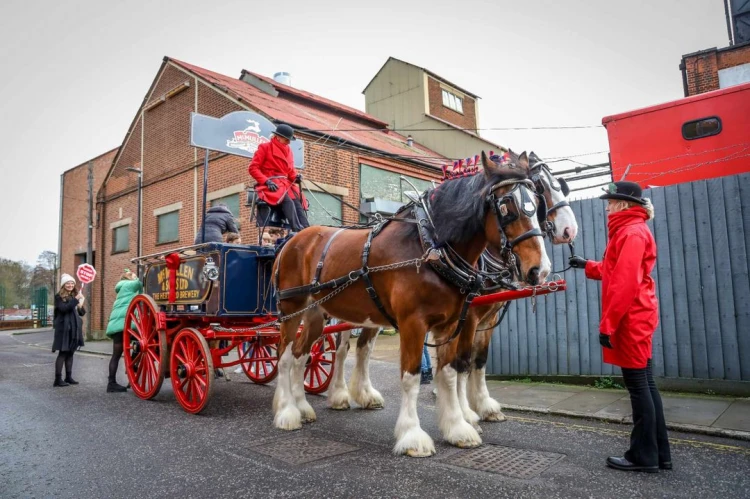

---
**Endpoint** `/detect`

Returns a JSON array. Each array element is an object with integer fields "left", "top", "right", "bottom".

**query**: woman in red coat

[
  {"left": 248, "top": 124, "right": 309, "bottom": 232},
  {"left": 569, "top": 181, "right": 671, "bottom": 473}
]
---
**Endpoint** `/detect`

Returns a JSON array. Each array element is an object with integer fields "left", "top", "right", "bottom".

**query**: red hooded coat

[
  {"left": 584, "top": 206, "right": 659, "bottom": 368},
  {"left": 248, "top": 137, "right": 308, "bottom": 208}
]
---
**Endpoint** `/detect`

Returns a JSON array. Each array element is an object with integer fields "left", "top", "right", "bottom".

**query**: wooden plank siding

[{"left": 487, "top": 173, "right": 750, "bottom": 381}]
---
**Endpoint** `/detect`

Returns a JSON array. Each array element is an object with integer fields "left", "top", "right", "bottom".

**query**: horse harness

[
  {"left": 529, "top": 160, "right": 571, "bottom": 239},
  {"left": 275, "top": 178, "right": 543, "bottom": 348}
]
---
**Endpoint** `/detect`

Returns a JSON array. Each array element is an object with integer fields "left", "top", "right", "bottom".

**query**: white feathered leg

[
  {"left": 468, "top": 366, "right": 506, "bottom": 422},
  {"left": 291, "top": 353, "right": 316, "bottom": 423},
  {"left": 350, "top": 332, "right": 384, "bottom": 409},
  {"left": 273, "top": 348, "right": 302, "bottom": 430},
  {"left": 393, "top": 372, "right": 435, "bottom": 457},
  {"left": 436, "top": 365, "right": 482, "bottom": 448},
  {"left": 457, "top": 371, "right": 482, "bottom": 432},
  {"left": 328, "top": 330, "right": 352, "bottom": 410}
]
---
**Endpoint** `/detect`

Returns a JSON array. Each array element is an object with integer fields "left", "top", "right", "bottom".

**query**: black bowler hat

[
  {"left": 273, "top": 123, "right": 295, "bottom": 141},
  {"left": 600, "top": 181, "right": 646, "bottom": 205}
]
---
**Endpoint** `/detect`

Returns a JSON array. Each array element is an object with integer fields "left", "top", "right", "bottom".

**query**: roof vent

[
  {"left": 406, "top": 135, "right": 414, "bottom": 147},
  {"left": 274, "top": 72, "right": 292, "bottom": 87}
]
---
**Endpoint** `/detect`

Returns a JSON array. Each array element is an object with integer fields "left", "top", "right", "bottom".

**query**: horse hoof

[
  {"left": 456, "top": 439, "right": 482, "bottom": 449},
  {"left": 406, "top": 448, "right": 435, "bottom": 458},
  {"left": 482, "top": 412, "right": 507, "bottom": 422},
  {"left": 274, "top": 407, "right": 302, "bottom": 431},
  {"left": 393, "top": 428, "right": 436, "bottom": 457}
]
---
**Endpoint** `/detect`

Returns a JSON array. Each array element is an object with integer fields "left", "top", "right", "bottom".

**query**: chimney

[
  {"left": 273, "top": 71, "right": 292, "bottom": 86},
  {"left": 406, "top": 135, "right": 414, "bottom": 147}
]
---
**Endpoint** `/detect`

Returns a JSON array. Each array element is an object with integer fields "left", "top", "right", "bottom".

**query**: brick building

[
  {"left": 679, "top": 42, "right": 750, "bottom": 96},
  {"left": 65, "top": 57, "right": 458, "bottom": 333}
]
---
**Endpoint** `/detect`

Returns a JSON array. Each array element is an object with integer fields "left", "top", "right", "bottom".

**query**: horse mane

[{"left": 428, "top": 167, "right": 528, "bottom": 246}]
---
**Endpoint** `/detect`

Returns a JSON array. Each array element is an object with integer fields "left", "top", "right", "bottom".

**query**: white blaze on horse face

[
  {"left": 513, "top": 187, "right": 551, "bottom": 280},
  {"left": 545, "top": 169, "right": 579, "bottom": 243}
]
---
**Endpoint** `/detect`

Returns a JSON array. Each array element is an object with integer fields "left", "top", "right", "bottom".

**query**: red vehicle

[{"left": 602, "top": 81, "right": 750, "bottom": 188}]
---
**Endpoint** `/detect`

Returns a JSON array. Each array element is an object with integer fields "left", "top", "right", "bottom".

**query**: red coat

[
  {"left": 248, "top": 137, "right": 308, "bottom": 208},
  {"left": 585, "top": 207, "right": 659, "bottom": 368}
]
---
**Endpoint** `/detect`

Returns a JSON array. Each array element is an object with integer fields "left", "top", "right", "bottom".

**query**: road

[{"left": 1, "top": 330, "right": 749, "bottom": 499}]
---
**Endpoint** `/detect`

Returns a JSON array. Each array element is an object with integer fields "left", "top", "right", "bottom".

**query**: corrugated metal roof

[{"left": 169, "top": 58, "right": 448, "bottom": 169}]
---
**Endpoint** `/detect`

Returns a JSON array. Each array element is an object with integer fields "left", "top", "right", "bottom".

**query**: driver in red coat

[
  {"left": 569, "top": 181, "right": 671, "bottom": 474},
  {"left": 248, "top": 124, "right": 310, "bottom": 232}
]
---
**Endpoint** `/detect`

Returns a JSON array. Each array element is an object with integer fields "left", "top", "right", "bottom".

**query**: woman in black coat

[
  {"left": 194, "top": 204, "right": 240, "bottom": 244},
  {"left": 52, "top": 273, "right": 86, "bottom": 387}
]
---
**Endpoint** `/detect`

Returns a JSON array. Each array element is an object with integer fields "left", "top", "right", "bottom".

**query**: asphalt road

[{"left": 2, "top": 330, "right": 749, "bottom": 499}]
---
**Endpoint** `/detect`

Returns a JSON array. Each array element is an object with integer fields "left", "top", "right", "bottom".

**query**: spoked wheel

[
  {"left": 124, "top": 295, "right": 167, "bottom": 400},
  {"left": 304, "top": 334, "right": 337, "bottom": 394},
  {"left": 237, "top": 338, "right": 279, "bottom": 384},
  {"left": 170, "top": 328, "right": 214, "bottom": 414}
]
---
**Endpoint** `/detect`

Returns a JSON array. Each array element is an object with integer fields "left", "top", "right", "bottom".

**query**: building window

[
  {"left": 210, "top": 193, "right": 240, "bottom": 219},
  {"left": 112, "top": 225, "right": 129, "bottom": 254},
  {"left": 682, "top": 117, "right": 722, "bottom": 140},
  {"left": 157, "top": 211, "right": 179, "bottom": 244},
  {"left": 441, "top": 89, "right": 463, "bottom": 113},
  {"left": 360, "top": 164, "right": 434, "bottom": 204},
  {"left": 305, "top": 191, "right": 342, "bottom": 226}
]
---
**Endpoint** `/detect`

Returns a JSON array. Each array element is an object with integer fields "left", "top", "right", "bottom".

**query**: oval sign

[{"left": 77, "top": 263, "right": 97, "bottom": 284}]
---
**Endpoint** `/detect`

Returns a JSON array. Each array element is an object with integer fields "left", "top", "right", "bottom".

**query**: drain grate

[
  {"left": 250, "top": 436, "right": 359, "bottom": 465},
  {"left": 443, "top": 444, "right": 565, "bottom": 479}
]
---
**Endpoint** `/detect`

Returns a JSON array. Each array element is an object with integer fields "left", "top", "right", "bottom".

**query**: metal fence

[{"left": 487, "top": 172, "right": 750, "bottom": 381}]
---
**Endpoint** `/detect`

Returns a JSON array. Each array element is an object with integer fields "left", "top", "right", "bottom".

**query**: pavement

[
  {"left": 2, "top": 327, "right": 750, "bottom": 498},
  {"left": 14, "top": 327, "right": 750, "bottom": 440}
]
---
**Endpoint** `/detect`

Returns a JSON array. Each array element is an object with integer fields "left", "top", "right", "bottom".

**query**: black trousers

[
  {"left": 278, "top": 194, "right": 310, "bottom": 232},
  {"left": 620, "top": 359, "right": 671, "bottom": 466}
]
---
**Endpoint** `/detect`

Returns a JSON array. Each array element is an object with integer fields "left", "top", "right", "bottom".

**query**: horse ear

[
  {"left": 481, "top": 150, "right": 499, "bottom": 178},
  {"left": 517, "top": 151, "right": 529, "bottom": 170}
]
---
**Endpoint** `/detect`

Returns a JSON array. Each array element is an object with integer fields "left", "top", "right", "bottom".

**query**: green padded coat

[{"left": 105, "top": 279, "right": 143, "bottom": 337}]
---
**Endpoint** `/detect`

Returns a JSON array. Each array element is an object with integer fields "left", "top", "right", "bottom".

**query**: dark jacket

[
  {"left": 52, "top": 294, "right": 85, "bottom": 353},
  {"left": 194, "top": 205, "right": 239, "bottom": 244}
]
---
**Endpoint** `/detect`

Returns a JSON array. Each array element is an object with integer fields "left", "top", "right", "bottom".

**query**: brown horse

[
  {"left": 272, "top": 151, "right": 549, "bottom": 457},
  {"left": 464, "top": 151, "right": 579, "bottom": 425}
]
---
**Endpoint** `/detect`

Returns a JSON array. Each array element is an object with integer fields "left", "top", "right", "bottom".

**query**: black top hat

[
  {"left": 600, "top": 181, "right": 646, "bottom": 205},
  {"left": 273, "top": 124, "right": 295, "bottom": 141}
]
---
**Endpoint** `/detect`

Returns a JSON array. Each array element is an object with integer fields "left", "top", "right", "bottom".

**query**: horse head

[
  {"left": 480, "top": 150, "right": 551, "bottom": 285},
  {"left": 526, "top": 151, "right": 578, "bottom": 244}
]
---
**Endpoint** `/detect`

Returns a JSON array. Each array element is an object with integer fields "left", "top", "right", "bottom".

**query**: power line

[{"left": 301, "top": 125, "right": 604, "bottom": 133}]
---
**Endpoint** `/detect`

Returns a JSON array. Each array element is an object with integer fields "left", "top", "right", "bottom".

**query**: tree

[
  {"left": 30, "top": 250, "right": 57, "bottom": 299},
  {"left": 0, "top": 258, "right": 32, "bottom": 308}
]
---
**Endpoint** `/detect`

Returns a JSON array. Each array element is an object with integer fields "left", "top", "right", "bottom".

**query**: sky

[{"left": 0, "top": 0, "right": 730, "bottom": 264}]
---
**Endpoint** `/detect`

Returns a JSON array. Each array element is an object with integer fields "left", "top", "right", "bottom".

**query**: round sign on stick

[{"left": 77, "top": 264, "right": 97, "bottom": 287}]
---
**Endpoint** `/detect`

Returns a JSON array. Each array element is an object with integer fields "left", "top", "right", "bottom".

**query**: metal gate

[{"left": 32, "top": 288, "right": 48, "bottom": 327}]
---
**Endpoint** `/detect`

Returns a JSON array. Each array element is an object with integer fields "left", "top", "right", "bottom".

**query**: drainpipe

[
  {"left": 57, "top": 173, "right": 64, "bottom": 290},
  {"left": 679, "top": 59, "right": 689, "bottom": 98},
  {"left": 724, "top": 0, "right": 734, "bottom": 46}
]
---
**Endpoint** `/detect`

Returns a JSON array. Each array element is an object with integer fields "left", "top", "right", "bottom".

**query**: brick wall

[
  {"left": 60, "top": 148, "right": 117, "bottom": 336},
  {"left": 426, "top": 76, "right": 477, "bottom": 130},
  {"left": 81, "top": 61, "right": 442, "bottom": 330},
  {"left": 683, "top": 44, "right": 750, "bottom": 96}
]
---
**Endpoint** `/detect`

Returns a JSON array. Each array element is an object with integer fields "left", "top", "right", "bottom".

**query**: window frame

[
  {"left": 441, "top": 89, "right": 464, "bottom": 114},
  {"left": 112, "top": 225, "right": 130, "bottom": 254},
  {"left": 210, "top": 193, "right": 241, "bottom": 219},
  {"left": 681, "top": 116, "right": 722, "bottom": 141},
  {"left": 156, "top": 210, "right": 180, "bottom": 245},
  {"left": 305, "top": 190, "right": 343, "bottom": 227}
]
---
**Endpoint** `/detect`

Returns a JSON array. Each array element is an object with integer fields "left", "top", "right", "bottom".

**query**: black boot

[
  {"left": 54, "top": 377, "right": 69, "bottom": 387},
  {"left": 420, "top": 371, "right": 431, "bottom": 385},
  {"left": 107, "top": 380, "right": 127, "bottom": 393},
  {"left": 64, "top": 377, "right": 79, "bottom": 385}
]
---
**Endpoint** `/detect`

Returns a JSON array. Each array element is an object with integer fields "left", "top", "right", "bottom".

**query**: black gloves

[
  {"left": 265, "top": 179, "right": 279, "bottom": 192},
  {"left": 295, "top": 173, "right": 303, "bottom": 183},
  {"left": 569, "top": 255, "right": 588, "bottom": 269},
  {"left": 599, "top": 333, "right": 613, "bottom": 349}
]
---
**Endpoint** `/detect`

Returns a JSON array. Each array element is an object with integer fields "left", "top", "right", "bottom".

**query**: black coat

[
  {"left": 194, "top": 205, "right": 239, "bottom": 244},
  {"left": 52, "top": 294, "right": 85, "bottom": 353}
]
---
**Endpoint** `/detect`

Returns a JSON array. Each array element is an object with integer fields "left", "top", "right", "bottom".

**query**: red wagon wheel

[
  {"left": 304, "top": 334, "right": 337, "bottom": 394},
  {"left": 170, "top": 328, "right": 214, "bottom": 414},
  {"left": 237, "top": 338, "right": 279, "bottom": 384},
  {"left": 124, "top": 295, "right": 167, "bottom": 400}
]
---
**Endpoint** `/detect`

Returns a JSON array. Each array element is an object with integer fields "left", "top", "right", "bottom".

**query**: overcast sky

[{"left": 0, "top": 0, "right": 729, "bottom": 264}]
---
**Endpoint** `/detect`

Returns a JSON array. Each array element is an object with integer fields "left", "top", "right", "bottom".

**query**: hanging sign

[{"left": 190, "top": 111, "right": 304, "bottom": 169}]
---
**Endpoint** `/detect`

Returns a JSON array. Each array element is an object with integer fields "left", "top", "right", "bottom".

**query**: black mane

[{"left": 428, "top": 167, "right": 528, "bottom": 246}]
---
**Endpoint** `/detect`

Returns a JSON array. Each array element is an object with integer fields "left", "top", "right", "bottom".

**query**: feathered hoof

[
  {"left": 482, "top": 411, "right": 507, "bottom": 422},
  {"left": 355, "top": 389, "right": 385, "bottom": 410},
  {"left": 393, "top": 427, "right": 436, "bottom": 458},
  {"left": 443, "top": 420, "right": 482, "bottom": 449},
  {"left": 298, "top": 402, "right": 317, "bottom": 423},
  {"left": 274, "top": 406, "right": 302, "bottom": 431},
  {"left": 477, "top": 397, "right": 507, "bottom": 422},
  {"left": 328, "top": 390, "right": 352, "bottom": 411}
]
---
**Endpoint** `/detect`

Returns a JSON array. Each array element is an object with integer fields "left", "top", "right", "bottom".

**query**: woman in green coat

[{"left": 105, "top": 269, "right": 143, "bottom": 393}]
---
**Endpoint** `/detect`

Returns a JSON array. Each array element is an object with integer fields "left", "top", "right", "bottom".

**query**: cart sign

[
  {"left": 190, "top": 111, "right": 304, "bottom": 169},
  {"left": 76, "top": 264, "right": 97, "bottom": 284}
]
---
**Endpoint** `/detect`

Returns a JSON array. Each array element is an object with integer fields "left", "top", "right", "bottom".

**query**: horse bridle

[
  {"left": 487, "top": 179, "right": 545, "bottom": 261},
  {"left": 529, "top": 160, "right": 571, "bottom": 238}
]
